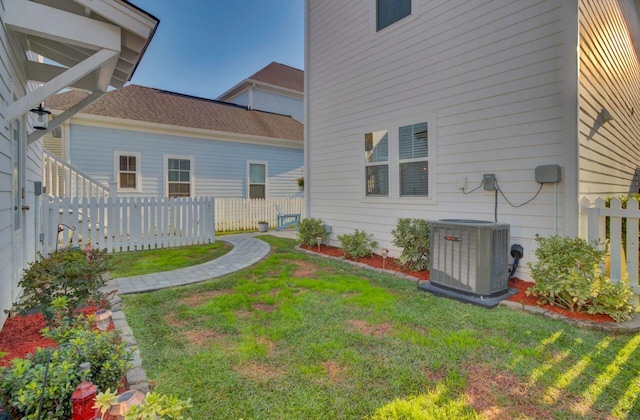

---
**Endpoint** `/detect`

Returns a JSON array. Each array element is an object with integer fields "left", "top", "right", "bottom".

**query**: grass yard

[
  {"left": 109, "top": 241, "right": 231, "bottom": 277},
  {"left": 122, "top": 236, "right": 640, "bottom": 419}
]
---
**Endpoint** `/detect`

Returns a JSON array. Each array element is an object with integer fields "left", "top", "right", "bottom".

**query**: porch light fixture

[
  {"left": 94, "top": 309, "right": 113, "bottom": 331},
  {"left": 597, "top": 108, "right": 613, "bottom": 125},
  {"left": 29, "top": 103, "right": 51, "bottom": 130}
]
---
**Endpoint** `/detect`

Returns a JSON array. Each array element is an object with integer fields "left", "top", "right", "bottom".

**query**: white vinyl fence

[
  {"left": 215, "top": 197, "right": 304, "bottom": 231},
  {"left": 43, "top": 196, "right": 215, "bottom": 254},
  {"left": 580, "top": 197, "right": 640, "bottom": 303}
]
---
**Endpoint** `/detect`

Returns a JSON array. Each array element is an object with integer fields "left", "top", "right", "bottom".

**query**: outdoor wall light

[
  {"left": 94, "top": 309, "right": 113, "bottom": 331},
  {"left": 29, "top": 103, "right": 51, "bottom": 130},
  {"left": 597, "top": 108, "right": 613, "bottom": 125}
]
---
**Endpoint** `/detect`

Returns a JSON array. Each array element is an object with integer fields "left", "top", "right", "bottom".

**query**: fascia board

[{"left": 64, "top": 113, "right": 304, "bottom": 149}]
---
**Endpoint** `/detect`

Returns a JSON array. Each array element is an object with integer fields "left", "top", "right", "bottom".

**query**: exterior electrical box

[
  {"left": 535, "top": 164, "right": 561, "bottom": 183},
  {"left": 429, "top": 219, "right": 510, "bottom": 296}
]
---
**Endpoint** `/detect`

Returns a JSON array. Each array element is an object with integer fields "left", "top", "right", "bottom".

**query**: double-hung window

[
  {"left": 376, "top": 0, "right": 412, "bottom": 31},
  {"left": 115, "top": 152, "right": 140, "bottom": 191},
  {"left": 167, "top": 157, "right": 192, "bottom": 198},
  {"left": 248, "top": 162, "right": 267, "bottom": 199},
  {"left": 399, "top": 122, "right": 429, "bottom": 196},
  {"left": 365, "top": 130, "right": 389, "bottom": 196}
]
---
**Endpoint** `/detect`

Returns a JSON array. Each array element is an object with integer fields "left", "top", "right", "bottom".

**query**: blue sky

[{"left": 129, "top": 1, "right": 304, "bottom": 99}]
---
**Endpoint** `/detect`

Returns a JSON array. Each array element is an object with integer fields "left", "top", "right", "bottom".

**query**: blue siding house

[{"left": 46, "top": 64, "right": 303, "bottom": 199}]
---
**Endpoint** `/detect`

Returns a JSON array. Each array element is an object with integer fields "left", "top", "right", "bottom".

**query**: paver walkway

[{"left": 105, "top": 233, "right": 272, "bottom": 294}]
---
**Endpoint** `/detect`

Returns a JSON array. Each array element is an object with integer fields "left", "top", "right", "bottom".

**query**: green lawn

[
  {"left": 109, "top": 241, "right": 231, "bottom": 277},
  {"left": 122, "top": 236, "right": 640, "bottom": 419}
]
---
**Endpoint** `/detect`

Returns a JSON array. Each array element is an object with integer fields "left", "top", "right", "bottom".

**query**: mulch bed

[
  {"left": 302, "top": 244, "right": 615, "bottom": 323},
  {"left": 0, "top": 305, "right": 108, "bottom": 367}
]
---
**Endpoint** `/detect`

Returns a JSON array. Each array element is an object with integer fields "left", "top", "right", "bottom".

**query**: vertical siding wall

[
  {"left": 578, "top": 0, "right": 640, "bottom": 197},
  {"left": 307, "top": 0, "right": 573, "bottom": 274},
  {"left": 69, "top": 124, "right": 304, "bottom": 199}
]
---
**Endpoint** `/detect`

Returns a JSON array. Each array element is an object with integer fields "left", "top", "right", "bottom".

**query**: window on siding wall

[
  {"left": 377, "top": 0, "right": 411, "bottom": 31},
  {"left": 249, "top": 163, "right": 266, "bottom": 199},
  {"left": 399, "top": 122, "right": 429, "bottom": 196},
  {"left": 117, "top": 154, "right": 138, "bottom": 190},
  {"left": 168, "top": 158, "right": 191, "bottom": 198},
  {"left": 365, "top": 130, "right": 389, "bottom": 196}
]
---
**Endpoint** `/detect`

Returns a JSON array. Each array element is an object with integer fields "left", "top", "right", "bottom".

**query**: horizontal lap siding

[
  {"left": 253, "top": 89, "right": 304, "bottom": 122},
  {"left": 308, "top": 0, "right": 573, "bottom": 274},
  {"left": 69, "top": 124, "right": 303, "bottom": 198},
  {"left": 578, "top": 0, "right": 640, "bottom": 197}
]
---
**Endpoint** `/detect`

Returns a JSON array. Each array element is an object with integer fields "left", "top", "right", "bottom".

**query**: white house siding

[
  {"left": 68, "top": 124, "right": 303, "bottom": 199},
  {"left": 307, "top": 0, "right": 577, "bottom": 278},
  {"left": 252, "top": 89, "right": 304, "bottom": 122},
  {"left": 0, "top": 2, "right": 40, "bottom": 328},
  {"left": 228, "top": 89, "right": 250, "bottom": 107},
  {"left": 578, "top": 0, "right": 640, "bottom": 198}
]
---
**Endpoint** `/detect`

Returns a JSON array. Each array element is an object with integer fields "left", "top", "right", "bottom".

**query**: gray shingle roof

[{"left": 47, "top": 85, "right": 303, "bottom": 141}]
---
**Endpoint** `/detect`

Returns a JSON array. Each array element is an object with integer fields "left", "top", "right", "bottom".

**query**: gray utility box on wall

[{"left": 419, "top": 219, "right": 514, "bottom": 308}]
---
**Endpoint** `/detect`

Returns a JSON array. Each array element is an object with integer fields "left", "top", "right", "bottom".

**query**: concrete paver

[{"left": 105, "top": 232, "right": 275, "bottom": 294}]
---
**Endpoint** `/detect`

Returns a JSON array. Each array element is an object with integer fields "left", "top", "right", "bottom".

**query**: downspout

[{"left": 303, "top": 0, "right": 311, "bottom": 218}]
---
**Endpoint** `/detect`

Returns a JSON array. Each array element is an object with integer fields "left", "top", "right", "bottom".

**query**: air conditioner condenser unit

[{"left": 418, "top": 219, "right": 516, "bottom": 308}]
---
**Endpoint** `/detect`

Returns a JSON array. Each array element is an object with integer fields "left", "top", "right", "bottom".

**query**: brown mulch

[
  {"left": 302, "top": 244, "right": 615, "bottom": 323},
  {"left": 300, "top": 244, "right": 430, "bottom": 280},
  {"left": 0, "top": 306, "right": 110, "bottom": 367}
]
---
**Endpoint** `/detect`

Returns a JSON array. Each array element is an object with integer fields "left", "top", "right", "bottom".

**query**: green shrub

[
  {"left": 9, "top": 247, "right": 111, "bottom": 323},
  {"left": 43, "top": 325, "right": 132, "bottom": 392},
  {"left": 391, "top": 218, "right": 431, "bottom": 271},
  {"left": 297, "top": 218, "right": 325, "bottom": 246},
  {"left": 338, "top": 230, "right": 378, "bottom": 259},
  {"left": 0, "top": 326, "right": 132, "bottom": 419},
  {"left": 0, "top": 346, "right": 91, "bottom": 419},
  {"left": 527, "top": 234, "right": 635, "bottom": 321},
  {"left": 95, "top": 389, "right": 193, "bottom": 420}
]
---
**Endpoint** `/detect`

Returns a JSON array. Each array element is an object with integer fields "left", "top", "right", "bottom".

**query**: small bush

[
  {"left": 0, "top": 325, "right": 132, "bottom": 419},
  {"left": 10, "top": 246, "right": 111, "bottom": 324},
  {"left": 391, "top": 218, "right": 431, "bottom": 271},
  {"left": 527, "top": 234, "right": 635, "bottom": 321},
  {"left": 297, "top": 218, "right": 325, "bottom": 246},
  {"left": 338, "top": 230, "right": 378, "bottom": 259}
]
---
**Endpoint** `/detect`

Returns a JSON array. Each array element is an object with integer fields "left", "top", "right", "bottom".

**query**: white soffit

[{"left": 5, "top": 0, "right": 158, "bottom": 142}]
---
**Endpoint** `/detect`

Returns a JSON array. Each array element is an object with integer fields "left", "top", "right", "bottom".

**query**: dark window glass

[
  {"left": 366, "top": 165, "right": 389, "bottom": 196},
  {"left": 400, "top": 161, "right": 428, "bottom": 196},
  {"left": 377, "top": 0, "right": 411, "bottom": 31}
]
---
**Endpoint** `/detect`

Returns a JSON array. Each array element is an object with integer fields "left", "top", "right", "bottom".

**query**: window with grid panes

[
  {"left": 399, "top": 122, "right": 429, "bottom": 196},
  {"left": 365, "top": 130, "right": 389, "bottom": 196},
  {"left": 168, "top": 158, "right": 191, "bottom": 198},
  {"left": 118, "top": 155, "right": 137, "bottom": 189},
  {"left": 249, "top": 163, "right": 266, "bottom": 199}
]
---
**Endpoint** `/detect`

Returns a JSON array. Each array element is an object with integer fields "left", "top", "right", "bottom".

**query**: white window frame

[
  {"left": 246, "top": 160, "right": 268, "bottom": 199},
  {"left": 364, "top": 129, "right": 390, "bottom": 198},
  {"left": 398, "top": 121, "right": 429, "bottom": 197},
  {"left": 371, "top": 0, "right": 419, "bottom": 35},
  {"left": 114, "top": 151, "right": 141, "bottom": 192},
  {"left": 164, "top": 154, "right": 194, "bottom": 198},
  {"left": 361, "top": 113, "right": 436, "bottom": 203}
]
